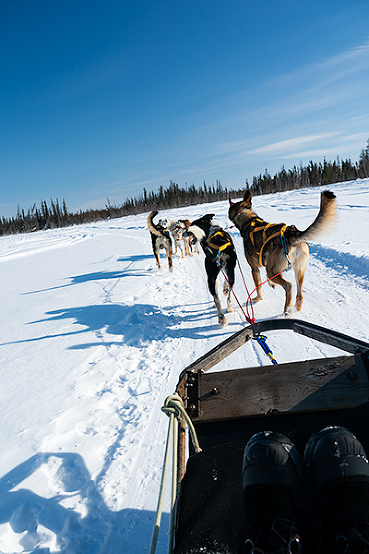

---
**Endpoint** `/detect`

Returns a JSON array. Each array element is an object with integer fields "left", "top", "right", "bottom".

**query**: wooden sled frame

[{"left": 175, "top": 318, "right": 369, "bottom": 482}]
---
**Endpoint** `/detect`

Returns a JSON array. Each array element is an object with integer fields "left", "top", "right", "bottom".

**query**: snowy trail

[{"left": 0, "top": 180, "right": 368, "bottom": 553}]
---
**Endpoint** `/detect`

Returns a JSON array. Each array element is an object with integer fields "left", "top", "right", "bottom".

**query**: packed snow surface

[{"left": 0, "top": 180, "right": 368, "bottom": 553}]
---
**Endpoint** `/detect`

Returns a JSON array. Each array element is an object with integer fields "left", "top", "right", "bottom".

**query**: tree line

[
  {"left": 1, "top": 140, "right": 368, "bottom": 236},
  {"left": 249, "top": 142, "right": 369, "bottom": 196}
]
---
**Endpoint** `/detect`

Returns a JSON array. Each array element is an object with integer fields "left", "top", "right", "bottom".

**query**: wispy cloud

[
  {"left": 88, "top": 38, "right": 369, "bottom": 202},
  {"left": 248, "top": 133, "right": 339, "bottom": 155},
  {"left": 272, "top": 40, "right": 369, "bottom": 90},
  {"left": 247, "top": 132, "right": 369, "bottom": 160}
]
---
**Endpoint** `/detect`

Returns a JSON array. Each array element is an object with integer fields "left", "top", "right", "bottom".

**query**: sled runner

[{"left": 150, "top": 319, "right": 369, "bottom": 554}]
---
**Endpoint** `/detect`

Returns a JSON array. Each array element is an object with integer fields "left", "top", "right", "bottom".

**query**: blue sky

[{"left": 1, "top": 0, "right": 369, "bottom": 219}]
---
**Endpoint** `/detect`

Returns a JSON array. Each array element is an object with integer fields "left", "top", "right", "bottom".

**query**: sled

[{"left": 167, "top": 318, "right": 369, "bottom": 553}]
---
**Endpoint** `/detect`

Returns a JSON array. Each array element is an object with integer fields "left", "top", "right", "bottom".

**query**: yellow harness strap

[
  {"left": 249, "top": 222, "right": 288, "bottom": 266},
  {"left": 258, "top": 224, "right": 287, "bottom": 266},
  {"left": 207, "top": 230, "right": 231, "bottom": 252},
  {"left": 249, "top": 219, "right": 264, "bottom": 248}
]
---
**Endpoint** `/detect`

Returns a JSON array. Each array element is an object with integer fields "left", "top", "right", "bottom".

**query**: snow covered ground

[{"left": 0, "top": 179, "right": 368, "bottom": 553}]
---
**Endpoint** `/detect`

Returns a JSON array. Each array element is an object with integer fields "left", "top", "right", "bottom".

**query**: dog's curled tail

[
  {"left": 147, "top": 210, "right": 161, "bottom": 236},
  {"left": 291, "top": 190, "right": 337, "bottom": 243}
]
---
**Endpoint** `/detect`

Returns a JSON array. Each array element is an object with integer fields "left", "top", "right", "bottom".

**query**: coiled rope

[{"left": 149, "top": 394, "right": 202, "bottom": 554}]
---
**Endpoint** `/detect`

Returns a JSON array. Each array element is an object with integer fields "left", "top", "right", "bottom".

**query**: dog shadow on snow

[
  {"left": 1, "top": 301, "right": 233, "bottom": 348},
  {"left": 23, "top": 255, "right": 154, "bottom": 295},
  {"left": 51, "top": 302, "right": 228, "bottom": 347},
  {"left": 0, "top": 452, "right": 167, "bottom": 554}
]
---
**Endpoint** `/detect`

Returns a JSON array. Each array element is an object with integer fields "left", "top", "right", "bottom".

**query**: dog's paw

[
  {"left": 252, "top": 295, "right": 263, "bottom": 304},
  {"left": 219, "top": 315, "right": 228, "bottom": 327},
  {"left": 223, "top": 283, "right": 230, "bottom": 295},
  {"left": 227, "top": 305, "right": 235, "bottom": 313},
  {"left": 284, "top": 306, "right": 295, "bottom": 316}
]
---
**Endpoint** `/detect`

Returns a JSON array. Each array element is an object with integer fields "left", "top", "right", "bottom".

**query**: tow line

[{"left": 219, "top": 259, "right": 284, "bottom": 365}]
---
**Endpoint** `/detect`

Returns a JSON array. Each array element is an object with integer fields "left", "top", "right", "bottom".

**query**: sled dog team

[{"left": 148, "top": 190, "right": 337, "bottom": 326}]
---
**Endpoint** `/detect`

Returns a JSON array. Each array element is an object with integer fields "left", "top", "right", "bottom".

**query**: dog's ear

[
  {"left": 203, "top": 213, "right": 215, "bottom": 222},
  {"left": 229, "top": 198, "right": 234, "bottom": 206},
  {"left": 243, "top": 189, "right": 252, "bottom": 208}
]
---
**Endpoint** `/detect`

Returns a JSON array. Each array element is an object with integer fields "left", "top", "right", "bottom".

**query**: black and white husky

[
  {"left": 147, "top": 211, "right": 173, "bottom": 270},
  {"left": 187, "top": 214, "right": 237, "bottom": 326}
]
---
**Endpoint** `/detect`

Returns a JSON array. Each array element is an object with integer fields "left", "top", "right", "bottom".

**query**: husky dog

[
  {"left": 162, "top": 218, "right": 199, "bottom": 257},
  {"left": 178, "top": 219, "right": 200, "bottom": 256},
  {"left": 147, "top": 211, "right": 173, "bottom": 270},
  {"left": 169, "top": 219, "right": 189, "bottom": 257},
  {"left": 228, "top": 190, "right": 337, "bottom": 314},
  {"left": 188, "top": 214, "right": 237, "bottom": 326}
]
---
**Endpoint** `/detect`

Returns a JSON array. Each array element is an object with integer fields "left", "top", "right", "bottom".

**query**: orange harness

[{"left": 248, "top": 219, "right": 288, "bottom": 266}]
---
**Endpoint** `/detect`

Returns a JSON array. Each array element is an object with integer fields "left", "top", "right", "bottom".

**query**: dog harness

[
  {"left": 207, "top": 228, "right": 232, "bottom": 253},
  {"left": 207, "top": 228, "right": 233, "bottom": 265},
  {"left": 247, "top": 219, "right": 290, "bottom": 267}
]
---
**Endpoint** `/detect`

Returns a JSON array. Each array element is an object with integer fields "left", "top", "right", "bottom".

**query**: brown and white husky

[{"left": 228, "top": 190, "right": 337, "bottom": 314}]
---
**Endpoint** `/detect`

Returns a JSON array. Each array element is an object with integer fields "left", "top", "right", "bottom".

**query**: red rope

[
  {"left": 221, "top": 269, "right": 251, "bottom": 323},
  {"left": 244, "top": 268, "right": 285, "bottom": 323},
  {"left": 236, "top": 261, "right": 256, "bottom": 324},
  {"left": 221, "top": 261, "right": 285, "bottom": 325},
  {"left": 220, "top": 263, "right": 281, "bottom": 365}
]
